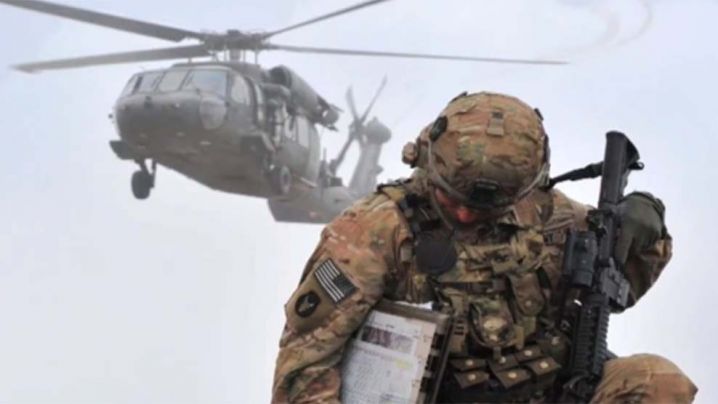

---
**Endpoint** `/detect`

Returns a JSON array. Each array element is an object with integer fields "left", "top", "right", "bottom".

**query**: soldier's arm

[
  {"left": 615, "top": 191, "right": 672, "bottom": 306},
  {"left": 552, "top": 190, "right": 671, "bottom": 307},
  {"left": 272, "top": 194, "right": 406, "bottom": 403}
]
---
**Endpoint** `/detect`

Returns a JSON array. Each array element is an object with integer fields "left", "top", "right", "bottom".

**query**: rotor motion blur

[{"left": 0, "top": 0, "right": 566, "bottom": 223}]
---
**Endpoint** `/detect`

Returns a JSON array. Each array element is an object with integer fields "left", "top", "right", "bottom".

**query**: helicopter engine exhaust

[{"left": 269, "top": 65, "right": 339, "bottom": 127}]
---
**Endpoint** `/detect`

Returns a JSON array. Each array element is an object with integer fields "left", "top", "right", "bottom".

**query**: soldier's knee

[{"left": 591, "top": 354, "right": 697, "bottom": 403}]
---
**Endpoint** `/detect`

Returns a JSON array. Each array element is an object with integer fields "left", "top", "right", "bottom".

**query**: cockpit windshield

[
  {"left": 135, "top": 72, "right": 164, "bottom": 93},
  {"left": 157, "top": 69, "right": 188, "bottom": 92},
  {"left": 182, "top": 70, "right": 228, "bottom": 97},
  {"left": 120, "top": 72, "right": 164, "bottom": 96},
  {"left": 120, "top": 74, "right": 139, "bottom": 97}
]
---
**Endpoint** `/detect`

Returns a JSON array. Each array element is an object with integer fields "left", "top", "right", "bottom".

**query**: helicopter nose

[{"left": 115, "top": 92, "right": 206, "bottom": 139}]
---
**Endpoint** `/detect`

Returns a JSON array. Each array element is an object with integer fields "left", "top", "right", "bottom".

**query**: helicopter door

[
  {"left": 226, "top": 74, "right": 256, "bottom": 139},
  {"left": 248, "top": 80, "right": 266, "bottom": 127},
  {"left": 274, "top": 115, "right": 310, "bottom": 180},
  {"left": 294, "top": 117, "right": 320, "bottom": 182},
  {"left": 230, "top": 74, "right": 251, "bottom": 106},
  {"left": 304, "top": 122, "right": 321, "bottom": 182},
  {"left": 269, "top": 106, "right": 286, "bottom": 146}
]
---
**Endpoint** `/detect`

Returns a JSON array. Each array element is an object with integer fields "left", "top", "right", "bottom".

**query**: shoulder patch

[
  {"left": 314, "top": 259, "right": 357, "bottom": 304},
  {"left": 295, "top": 291, "right": 321, "bottom": 317}
]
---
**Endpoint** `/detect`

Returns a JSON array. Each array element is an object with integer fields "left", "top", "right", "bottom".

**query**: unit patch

[
  {"left": 295, "top": 291, "right": 321, "bottom": 318},
  {"left": 314, "top": 259, "right": 357, "bottom": 303}
]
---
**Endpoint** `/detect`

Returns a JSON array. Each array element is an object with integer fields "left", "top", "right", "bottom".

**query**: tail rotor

[{"left": 329, "top": 75, "right": 388, "bottom": 175}]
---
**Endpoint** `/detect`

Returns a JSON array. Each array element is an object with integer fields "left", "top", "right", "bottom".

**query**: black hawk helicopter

[{"left": 0, "top": 0, "right": 565, "bottom": 223}]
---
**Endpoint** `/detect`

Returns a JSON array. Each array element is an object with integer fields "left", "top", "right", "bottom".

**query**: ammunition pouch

[{"left": 438, "top": 343, "right": 564, "bottom": 403}]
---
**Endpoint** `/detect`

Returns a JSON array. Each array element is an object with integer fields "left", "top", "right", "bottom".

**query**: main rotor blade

[
  {"left": 265, "top": 0, "right": 392, "bottom": 38},
  {"left": 0, "top": 0, "right": 203, "bottom": 42},
  {"left": 360, "top": 75, "right": 387, "bottom": 123},
  {"left": 14, "top": 45, "right": 210, "bottom": 73},
  {"left": 270, "top": 44, "right": 568, "bottom": 65}
]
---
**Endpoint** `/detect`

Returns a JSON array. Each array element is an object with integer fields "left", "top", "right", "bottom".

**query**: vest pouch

[
  {"left": 467, "top": 298, "right": 516, "bottom": 349},
  {"left": 508, "top": 271, "right": 545, "bottom": 317},
  {"left": 453, "top": 370, "right": 490, "bottom": 389}
]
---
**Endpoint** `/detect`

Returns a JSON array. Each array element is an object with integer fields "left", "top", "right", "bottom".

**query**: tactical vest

[{"left": 379, "top": 181, "right": 571, "bottom": 402}]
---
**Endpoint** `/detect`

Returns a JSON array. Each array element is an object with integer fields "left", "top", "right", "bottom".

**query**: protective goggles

[{"left": 427, "top": 140, "right": 545, "bottom": 210}]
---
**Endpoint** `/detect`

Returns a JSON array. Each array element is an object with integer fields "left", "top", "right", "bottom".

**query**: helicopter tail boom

[{"left": 348, "top": 118, "right": 391, "bottom": 197}]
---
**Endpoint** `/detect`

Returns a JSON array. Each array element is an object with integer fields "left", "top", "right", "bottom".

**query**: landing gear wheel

[
  {"left": 131, "top": 170, "right": 153, "bottom": 200},
  {"left": 270, "top": 165, "right": 292, "bottom": 195}
]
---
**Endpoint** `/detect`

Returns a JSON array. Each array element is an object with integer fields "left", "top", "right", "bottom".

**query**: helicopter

[{"left": 0, "top": 0, "right": 565, "bottom": 223}]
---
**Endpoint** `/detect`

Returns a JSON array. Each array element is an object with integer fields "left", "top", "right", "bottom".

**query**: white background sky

[{"left": 0, "top": 0, "right": 715, "bottom": 403}]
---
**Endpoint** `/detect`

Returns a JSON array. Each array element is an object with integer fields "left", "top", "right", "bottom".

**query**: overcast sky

[{"left": 0, "top": 0, "right": 716, "bottom": 403}]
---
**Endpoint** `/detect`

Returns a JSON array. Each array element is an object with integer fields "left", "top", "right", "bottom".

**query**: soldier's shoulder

[
  {"left": 324, "top": 185, "right": 409, "bottom": 240},
  {"left": 346, "top": 178, "right": 416, "bottom": 218},
  {"left": 344, "top": 189, "right": 403, "bottom": 221},
  {"left": 543, "top": 188, "right": 591, "bottom": 232}
]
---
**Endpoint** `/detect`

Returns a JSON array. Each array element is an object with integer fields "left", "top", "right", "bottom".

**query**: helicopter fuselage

[
  {"left": 0, "top": 0, "right": 560, "bottom": 222},
  {"left": 111, "top": 62, "right": 323, "bottom": 199}
]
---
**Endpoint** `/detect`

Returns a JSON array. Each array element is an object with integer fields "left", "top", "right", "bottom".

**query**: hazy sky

[{"left": 1, "top": 0, "right": 716, "bottom": 403}]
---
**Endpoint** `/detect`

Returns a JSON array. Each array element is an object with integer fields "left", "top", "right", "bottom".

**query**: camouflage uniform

[{"left": 272, "top": 93, "right": 697, "bottom": 403}]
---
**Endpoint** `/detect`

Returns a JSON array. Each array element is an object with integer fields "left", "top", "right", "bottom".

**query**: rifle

[{"left": 551, "top": 131, "right": 644, "bottom": 402}]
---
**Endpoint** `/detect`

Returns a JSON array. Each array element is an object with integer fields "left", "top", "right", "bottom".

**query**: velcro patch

[
  {"left": 314, "top": 259, "right": 357, "bottom": 304},
  {"left": 295, "top": 291, "right": 321, "bottom": 318}
]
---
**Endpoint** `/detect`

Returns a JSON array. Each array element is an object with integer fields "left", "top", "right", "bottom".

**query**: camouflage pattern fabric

[
  {"left": 273, "top": 91, "right": 693, "bottom": 403},
  {"left": 272, "top": 193, "right": 411, "bottom": 404},
  {"left": 415, "top": 92, "right": 549, "bottom": 209},
  {"left": 272, "top": 179, "right": 693, "bottom": 403},
  {"left": 591, "top": 354, "right": 697, "bottom": 403}
]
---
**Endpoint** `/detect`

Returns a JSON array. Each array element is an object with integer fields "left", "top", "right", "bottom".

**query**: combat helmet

[{"left": 404, "top": 92, "right": 549, "bottom": 210}]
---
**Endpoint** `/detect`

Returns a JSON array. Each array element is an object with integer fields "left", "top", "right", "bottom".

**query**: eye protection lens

[
  {"left": 426, "top": 132, "right": 546, "bottom": 210},
  {"left": 430, "top": 171, "right": 514, "bottom": 210}
]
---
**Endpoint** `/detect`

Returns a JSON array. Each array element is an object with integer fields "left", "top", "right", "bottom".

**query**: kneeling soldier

[{"left": 272, "top": 92, "right": 697, "bottom": 403}]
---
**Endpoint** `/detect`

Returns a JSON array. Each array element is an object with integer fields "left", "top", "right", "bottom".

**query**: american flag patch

[{"left": 314, "top": 259, "right": 357, "bottom": 304}]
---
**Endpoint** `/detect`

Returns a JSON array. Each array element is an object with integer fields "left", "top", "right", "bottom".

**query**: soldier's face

[{"left": 434, "top": 188, "right": 491, "bottom": 224}]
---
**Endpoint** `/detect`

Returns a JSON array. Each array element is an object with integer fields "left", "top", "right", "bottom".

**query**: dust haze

[{"left": 0, "top": 0, "right": 715, "bottom": 403}]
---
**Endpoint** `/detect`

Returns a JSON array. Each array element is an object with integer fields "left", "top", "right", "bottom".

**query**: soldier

[{"left": 272, "top": 92, "right": 697, "bottom": 403}]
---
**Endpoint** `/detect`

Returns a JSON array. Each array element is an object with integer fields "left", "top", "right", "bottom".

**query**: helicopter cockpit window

[
  {"left": 157, "top": 70, "right": 189, "bottom": 92},
  {"left": 120, "top": 75, "right": 139, "bottom": 97},
  {"left": 182, "top": 70, "right": 228, "bottom": 97},
  {"left": 135, "top": 72, "right": 164, "bottom": 93},
  {"left": 230, "top": 75, "right": 251, "bottom": 105}
]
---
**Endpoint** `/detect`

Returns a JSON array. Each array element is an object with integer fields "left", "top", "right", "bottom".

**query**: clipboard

[{"left": 340, "top": 299, "right": 453, "bottom": 403}]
